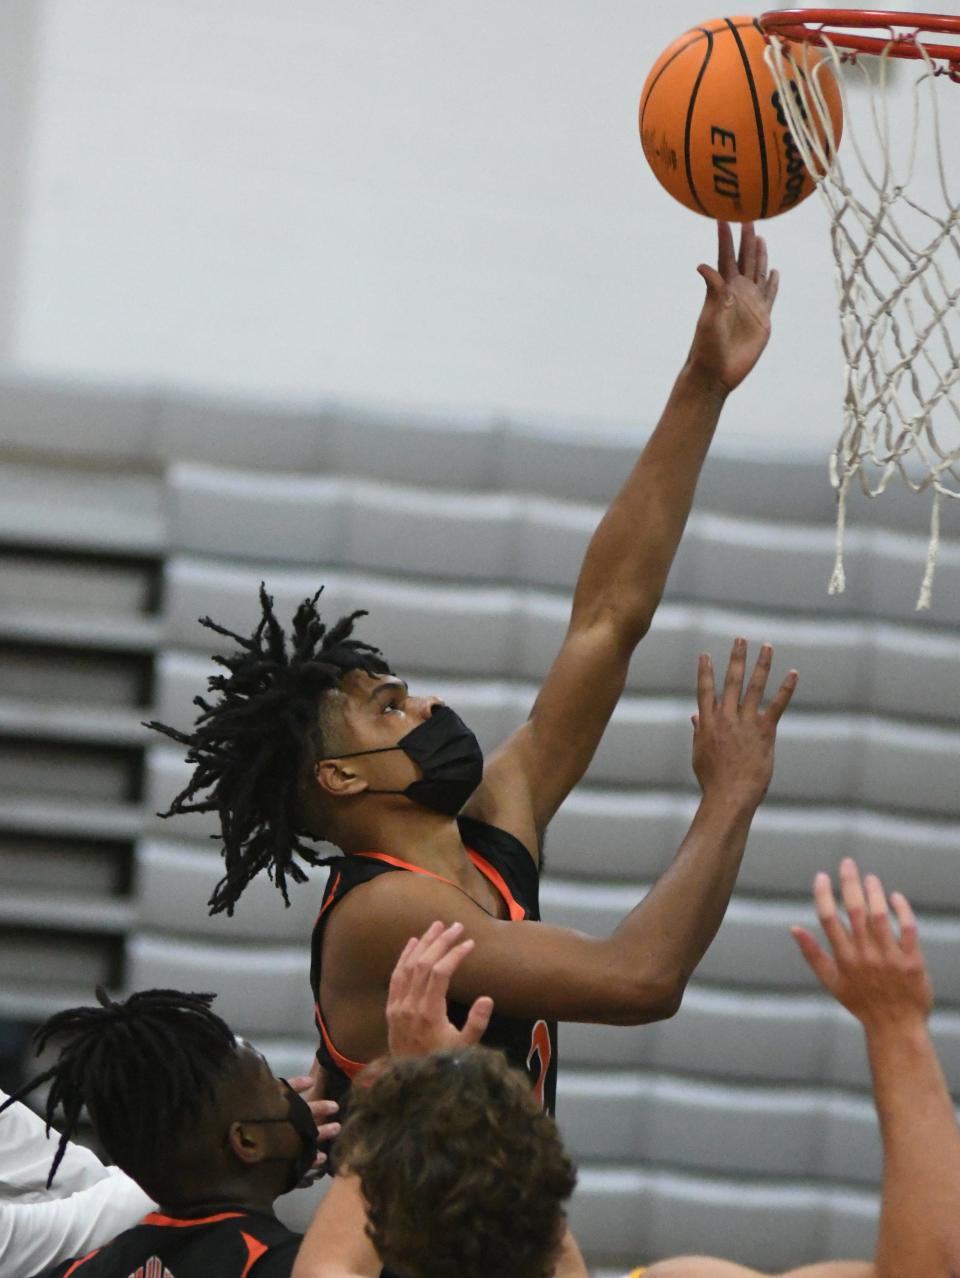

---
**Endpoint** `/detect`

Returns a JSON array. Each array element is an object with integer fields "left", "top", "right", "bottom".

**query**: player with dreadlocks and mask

[
  {"left": 0, "top": 987, "right": 341, "bottom": 1278},
  {"left": 148, "top": 224, "right": 797, "bottom": 1122}
]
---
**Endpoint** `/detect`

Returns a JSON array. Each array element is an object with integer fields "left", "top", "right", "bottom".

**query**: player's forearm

[
  {"left": 570, "top": 362, "right": 727, "bottom": 643},
  {"left": 606, "top": 790, "right": 755, "bottom": 1017},
  {"left": 866, "top": 1018, "right": 960, "bottom": 1278},
  {"left": 292, "top": 1172, "right": 380, "bottom": 1278}
]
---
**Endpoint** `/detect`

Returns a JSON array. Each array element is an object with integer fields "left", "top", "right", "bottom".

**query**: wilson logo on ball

[{"left": 639, "top": 15, "right": 843, "bottom": 221}]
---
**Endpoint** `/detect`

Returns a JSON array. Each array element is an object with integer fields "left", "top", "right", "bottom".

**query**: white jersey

[{"left": 0, "top": 1088, "right": 155, "bottom": 1276}]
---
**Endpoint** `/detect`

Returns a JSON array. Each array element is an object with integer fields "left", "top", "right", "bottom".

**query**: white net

[{"left": 764, "top": 23, "right": 960, "bottom": 608}]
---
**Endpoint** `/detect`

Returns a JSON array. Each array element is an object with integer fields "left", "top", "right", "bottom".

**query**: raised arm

[
  {"left": 792, "top": 860, "right": 960, "bottom": 1278},
  {"left": 327, "top": 643, "right": 795, "bottom": 1057},
  {"left": 468, "top": 223, "right": 780, "bottom": 854}
]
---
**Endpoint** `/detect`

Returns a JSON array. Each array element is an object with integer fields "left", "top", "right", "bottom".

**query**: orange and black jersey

[
  {"left": 33, "top": 1207, "right": 301, "bottom": 1278},
  {"left": 311, "top": 814, "right": 558, "bottom": 1118}
]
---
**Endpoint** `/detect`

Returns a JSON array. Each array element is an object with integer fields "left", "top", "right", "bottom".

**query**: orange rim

[{"left": 759, "top": 9, "right": 960, "bottom": 68}]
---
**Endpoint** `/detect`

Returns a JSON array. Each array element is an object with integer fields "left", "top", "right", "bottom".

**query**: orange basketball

[{"left": 639, "top": 16, "right": 843, "bottom": 221}]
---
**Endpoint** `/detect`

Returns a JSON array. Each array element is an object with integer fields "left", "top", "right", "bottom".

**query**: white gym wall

[{"left": 6, "top": 0, "right": 956, "bottom": 452}]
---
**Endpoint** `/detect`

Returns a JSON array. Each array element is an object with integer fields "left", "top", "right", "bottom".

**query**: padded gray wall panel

[
  {"left": 560, "top": 992, "right": 960, "bottom": 1090},
  {"left": 860, "top": 720, "right": 960, "bottom": 816},
  {"left": 157, "top": 396, "right": 324, "bottom": 471},
  {"left": 0, "top": 374, "right": 157, "bottom": 460},
  {"left": 873, "top": 626, "right": 960, "bottom": 720},
  {"left": 327, "top": 406, "right": 499, "bottom": 491},
  {"left": 567, "top": 1166, "right": 877, "bottom": 1271},
  {"left": 127, "top": 933, "right": 314, "bottom": 1039},
  {"left": 345, "top": 485, "right": 517, "bottom": 581},
  {"left": 162, "top": 558, "right": 524, "bottom": 675},
  {"left": 136, "top": 840, "right": 323, "bottom": 941},
  {"left": 4, "top": 378, "right": 957, "bottom": 1274},
  {"left": 558, "top": 1071, "right": 881, "bottom": 1184}
]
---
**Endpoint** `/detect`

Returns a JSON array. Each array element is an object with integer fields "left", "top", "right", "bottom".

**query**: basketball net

[{"left": 763, "top": 24, "right": 959, "bottom": 609}]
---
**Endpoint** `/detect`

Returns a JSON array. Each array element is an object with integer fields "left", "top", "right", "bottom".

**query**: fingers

[
  {"left": 306, "top": 1098, "right": 341, "bottom": 1165},
  {"left": 741, "top": 643, "right": 773, "bottom": 713},
  {"left": 891, "top": 890, "right": 920, "bottom": 957},
  {"left": 717, "top": 220, "right": 737, "bottom": 280},
  {"left": 704, "top": 640, "right": 796, "bottom": 723},
  {"left": 461, "top": 995, "right": 495, "bottom": 1046},
  {"left": 387, "top": 925, "right": 441, "bottom": 1009},
  {"left": 424, "top": 937, "right": 475, "bottom": 1004},
  {"left": 738, "top": 223, "right": 758, "bottom": 279},
  {"left": 839, "top": 858, "right": 869, "bottom": 941},
  {"left": 864, "top": 873, "right": 894, "bottom": 949},
  {"left": 311, "top": 1115, "right": 342, "bottom": 1147},
  {"left": 765, "top": 667, "right": 798, "bottom": 725},
  {"left": 697, "top": 262, "right": 728, "bottom": 303},
  {"left": 306, "top": 1098, "right": 340, "bottom": 1120},
  {"left": 764, "top": 268, "right": 780, "bottom": 307},
  {"left": 755, "top": 234, "right": 768, "bottom": 283},
  {"left": 696, "top": 652, "right": 716, "bottom": 723},
  {"left": 390, "top": 921, "right": 474, "bottom": 1013},
  {"left": 813, "top": 870, "right": 854, "bottom": 962},
  {"left": 416, "top": 922, "right": 468, "bottom": 981},
  {"left": 721, "top": 637, "right": 747, "bottom": 714},
  {"left": 790, "top": 925, "right": 839, "bottom": 991}
]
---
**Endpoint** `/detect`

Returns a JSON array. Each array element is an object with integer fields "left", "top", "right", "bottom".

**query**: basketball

[{"left": 639, "top": 15, "right": 843, "bottom": 221}]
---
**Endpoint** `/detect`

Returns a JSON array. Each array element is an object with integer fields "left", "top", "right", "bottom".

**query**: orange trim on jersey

[
  {"left": 466, "top": 851, "right": 525, "bottom": 922},
  {"left": 316, "top": 870, "right": 342, "bottom": 925},
  {"left": 239, "top": 1231, "right": 270, "bottom": 1278},
  {"left": 141, "top": 1211, "right": 245, "bottom": 1228},
  {"left": 353, "top": 850, "right": 457, "bottom": 887},
  {"left": 354, "top": 849, "right": 526, "bottom": 922},
  {"left": 62, "top": 1250, "right": 100, "bottom": 1278},
  {"left": 315, "top": 1002, "right": 367, "bottom": 1079}
]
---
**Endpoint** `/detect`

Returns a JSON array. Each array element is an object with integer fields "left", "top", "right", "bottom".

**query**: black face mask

[
  {"left": 321, "top": 705, "right": 484, "bottom": 817},
  {"left": 236, "top": 1080, "right": 318, "bottom": 1193}
]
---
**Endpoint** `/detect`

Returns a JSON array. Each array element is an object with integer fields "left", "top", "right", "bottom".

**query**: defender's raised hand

[
  {"left": 791, "top": 859, "right": 934, "bottom": 1029},
  {"left": 386, "top": 920, "right": 494, "bottom": 1058},
  {"left": 692, "top": 638, "right": 797, "bottom": 809},
  {"left": 689, "top": 222, "right": 779, "bottom": 396}
]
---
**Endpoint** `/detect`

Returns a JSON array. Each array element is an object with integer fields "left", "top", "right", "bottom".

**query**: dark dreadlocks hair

[
  {"left": 145, "top": 584, "right": 390, "bottom": 916},
  {"left": 0, "top": 988, "right": 237, "bottom": 1191}
]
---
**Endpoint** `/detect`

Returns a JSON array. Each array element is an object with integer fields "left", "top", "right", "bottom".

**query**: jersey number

[{"left": 525, "top": 1018, "right": 552, "bottom": 1108}]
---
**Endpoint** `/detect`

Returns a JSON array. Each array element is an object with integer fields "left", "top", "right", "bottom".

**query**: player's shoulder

[{"left": 245, "top": 1229, "right": 302, "bottom": 1277}]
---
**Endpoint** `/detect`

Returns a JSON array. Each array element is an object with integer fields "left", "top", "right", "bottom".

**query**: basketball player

[
  {"left": 293, "top": 861, "right": 958, "bottom": 1278},
  {"left": 150, "top": 223, "right": 792, "bottom": 1114},
  {"left": 2, "top": 990, "right": 341, "bottom": 1278}
]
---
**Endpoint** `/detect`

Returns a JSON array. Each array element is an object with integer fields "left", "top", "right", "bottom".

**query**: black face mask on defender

[
  {"left": 234, "top": 1080, "right": 319, "bottom": 1194},
  {"left": 319, "top": 705, "right": 484, "bottom": 818}
]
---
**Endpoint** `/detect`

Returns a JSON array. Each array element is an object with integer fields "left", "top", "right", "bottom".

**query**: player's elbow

[{"left": 614, "top": 972, "right": 685, "bottom": 1025}]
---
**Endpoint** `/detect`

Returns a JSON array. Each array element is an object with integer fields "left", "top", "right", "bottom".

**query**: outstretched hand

[
  {"left": 386, "top": 920, "right": 494, "bottom": 1058},
  {"left": 791, "top": 858, "right": 933, "bottom": 1030},
  {"left": 692, "top": 638, "right": 797, "bottom": 809},
  {"left": 687, "top": 222, "right": 779, "bottom": 395}
]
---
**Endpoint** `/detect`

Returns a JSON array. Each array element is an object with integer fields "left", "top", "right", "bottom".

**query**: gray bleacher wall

[{"left": 0, "top": 2, "right": 958, "bottom": 1274}]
